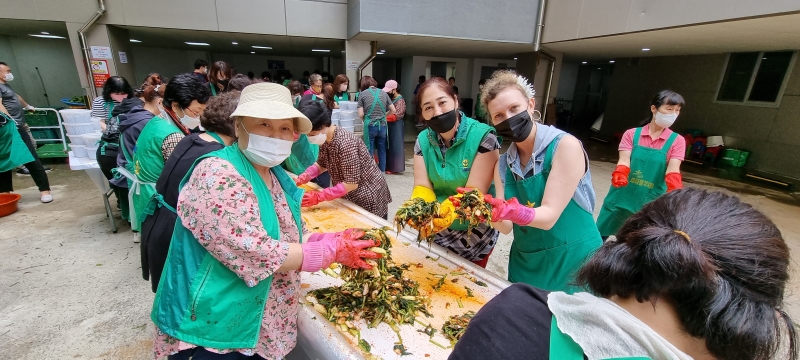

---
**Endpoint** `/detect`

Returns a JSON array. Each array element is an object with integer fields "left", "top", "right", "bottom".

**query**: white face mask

[
  {"left": 654, "top": 111, "right": 678, "bottom": 128},
  {"left": 308, "top": 132, "right": 327, "bottom": 145},
  {"left": 240, "top": 123, "right": 293, "bottom": 167},
  {"left": 3, "top": 72, "right": 14, "bottom": 82},
  {"left": 180, "top": 108, "right": 201, "bottom": 129}
]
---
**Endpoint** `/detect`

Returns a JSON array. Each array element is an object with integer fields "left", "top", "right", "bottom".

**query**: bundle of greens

[
  {"left": 394, "top": 198, "right": 440, "bottom": 245},
  {"left": 441, "top": 311, "right": 476, "bottom": 345},
  {"left": 308, "top": 227, "right": 432, "bottom": 346},
  {"left": 449, "top": 190, "right": 492, "bottom": 241}
]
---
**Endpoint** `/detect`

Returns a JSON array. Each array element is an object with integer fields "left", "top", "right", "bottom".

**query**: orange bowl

[{"left": 0, "top": 193, "right": 21, "bottom": 217}]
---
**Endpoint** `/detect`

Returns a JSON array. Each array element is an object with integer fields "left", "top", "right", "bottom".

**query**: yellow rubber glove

[
  {"left": 431, "top": 198, "right": 458, "bottom": 233},
  {"left": 411, "top": 185, "right": 436, "bottom": 202}
]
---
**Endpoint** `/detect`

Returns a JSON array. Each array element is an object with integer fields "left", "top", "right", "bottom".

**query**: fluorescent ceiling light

[
  {"left": 186, "top": 42, "right": 210, "bottom": 46},
  {"left": 252, "top": 45, "right": 272, "bottom": 49},
  {"left": 581, "top": 61, "right": 588, "bottom": 64},
  {"left": 130, "top": 39, "right": 142, "bottom": 43},
  {"left": 609, "top": 60, "right": 615, "bottom": 63},
  {"left": 251, "top": 51, "right": 255, "bottom": 54},
  {"left": 514, "top": 57, "right": 518, "bottom": 60},
  {"left": 312, "top": 49, "right": 330, "bottom": 52},
  {"left": 41, "top": 31, "right": 49, "bottom": 35},
  {"left": 642, "top": 48, "right": 651, "bottom": 51},
  {"left": 232, "top": 41, "right": 238, "bottom": 45},
  {"left": 29, "top": 34, "right": 66, "bottom": 39}
]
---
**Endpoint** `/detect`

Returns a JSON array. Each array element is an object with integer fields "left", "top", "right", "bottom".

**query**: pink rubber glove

[
  {"left": 484, "top": 194, "right": 536, "bottom": 226},
  {"left": 296, "top": 164, "right": 322, "bottom": 186},
  {"left": 302, "top": 183, "right": 348, "bottom": 207},
  {"left": 300, "top": 228, "right": 382, "bottom": 272}
]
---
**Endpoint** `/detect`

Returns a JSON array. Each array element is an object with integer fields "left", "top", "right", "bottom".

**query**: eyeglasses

[{"left": 183, "top": 107, "right": 201, "bottom": 118}]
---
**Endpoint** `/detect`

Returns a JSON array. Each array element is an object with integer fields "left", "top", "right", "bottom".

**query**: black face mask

[
  {"left": 426, "top": 109, "right": 458, "bottom": 134},
  {"left": 494, "top": 110, "right": 533, "bottom": 143},
  {"left": 218, "top": 79, "right": 230, "bottom": 88}
]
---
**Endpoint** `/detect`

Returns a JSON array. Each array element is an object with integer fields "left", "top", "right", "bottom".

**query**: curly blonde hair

[{"left": 479, "top": 70, "right": 535, "bottom": 123}]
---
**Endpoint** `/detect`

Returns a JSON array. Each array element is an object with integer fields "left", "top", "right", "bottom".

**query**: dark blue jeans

[
  {"left": 368, "top": 123, "right": 387, "bottom": 172},
  {"left": 168, "top": 347, "right": 266, "bottom": 360}
]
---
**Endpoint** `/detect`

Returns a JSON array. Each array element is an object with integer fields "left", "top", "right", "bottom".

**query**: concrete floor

[{"left": 2, "top": 133, "right": 800, "bottom": 359}]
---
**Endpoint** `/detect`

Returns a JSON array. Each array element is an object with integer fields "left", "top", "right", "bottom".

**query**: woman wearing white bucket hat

[{"left": 151, "top": 82, "right": 382, "bottom": 360}]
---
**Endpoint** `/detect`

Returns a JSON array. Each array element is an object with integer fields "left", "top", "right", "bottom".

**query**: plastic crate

[
  {"left": 30, "top": 128, "right": 60, "bottom": 142},
  {"left": 25, "top": 110, "right": 59, "bottom": 127},
  {"left": 36, "top": 143, "right": 68, "bottom": 158}
]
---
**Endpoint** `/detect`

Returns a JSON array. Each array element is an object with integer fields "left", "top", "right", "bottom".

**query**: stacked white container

[
  {"left": 83, "top": 132, "right": 103, "bottom": 160},
  {"left": 339, "top": 110, "right": 356, "bottom": 132},
  {"left": 330, "top": 109, "right": 341, "bottom": 127},
  {"left": 59, "top": 109, "right": 94, "bottom": 158}
]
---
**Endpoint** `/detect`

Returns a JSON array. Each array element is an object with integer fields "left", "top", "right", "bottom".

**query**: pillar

[
  {"left": 344, "top": 40, "right": 374, "bottom": 93},
  {"left": 65, "top": 23, "right": 137, "bottom": 99}
]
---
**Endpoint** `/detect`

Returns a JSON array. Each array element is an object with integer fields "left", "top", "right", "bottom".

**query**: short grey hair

[{"left": 309, "top": 73, "right": 322, "bottom": 85}]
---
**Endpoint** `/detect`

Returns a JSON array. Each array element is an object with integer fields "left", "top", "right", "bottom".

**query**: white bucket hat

[{"left": 231, "top": 82, "right": 311, "bottom": 134}]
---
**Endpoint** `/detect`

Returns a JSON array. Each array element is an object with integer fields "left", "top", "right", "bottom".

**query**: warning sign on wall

[{"left": 90, "top": 60, "right": 110, "bottom": 87}]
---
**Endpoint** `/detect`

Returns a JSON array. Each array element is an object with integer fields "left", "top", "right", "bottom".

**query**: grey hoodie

[{"left": 112, "top": 106, "right": 157, "bottom": 187}]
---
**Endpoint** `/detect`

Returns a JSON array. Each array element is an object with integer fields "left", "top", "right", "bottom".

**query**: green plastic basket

[
  {"left": 24, "top": 110, "right": 59, "bottom": 127},
  {"left": 720, "top": 149, "right": 750, "bottom": 168}
]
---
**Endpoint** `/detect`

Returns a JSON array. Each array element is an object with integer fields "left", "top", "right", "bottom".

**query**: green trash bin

[{"left": 720, "top": 149, "right": 750, "bottom": 168}]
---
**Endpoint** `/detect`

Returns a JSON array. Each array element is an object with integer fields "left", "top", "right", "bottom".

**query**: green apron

[
  {"left": 418, "top": 115, "right": 495, "bottom": 231},
  {"left": 143, "top": 131, "right": 225, "bottom": 216},
  {"left": 0, "top": 113, "right": 34, "bottom": 173},
  {"left": 152, "top": 145, "right": 304, "bottom": 349},
  {"left": 550, "top": 316, "right": 650, "bottom": 360},
  {"left": 362, "top": 88, "right": 387, "bottom": 152},
  {"left": 333, "top": 92, "right": 349, "bottom": 104},
  {"left": 596, "top": 127, "right": 677, "bottom": 237},
  {"left": 126, "top": 116, "right": 181, "bottom": 231},
  {"left": 209, "top": 82, "right": 218, "bottom": 96},
  {"left": 505, "top": 135, "right": 601, "bottom": 293},
  {"left": 283, "top": 134, "right": 319, "bottom": 175}
]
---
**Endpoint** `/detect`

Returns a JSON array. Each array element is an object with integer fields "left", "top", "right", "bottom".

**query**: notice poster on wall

[
  {"left": 347, "top": 61, "right": 360, "bottom": 70},
  {"left": 268, "top": 60, "right": 284, "bottom": 70},
  {"left": 119, "top": 51, "right": 128, "bottom": 64},
  {"left": 90, "top": 46, "right": 112, "bottom": 59},
  {"left": 90, "top": 60, "right": 110, "bottom": 87}
]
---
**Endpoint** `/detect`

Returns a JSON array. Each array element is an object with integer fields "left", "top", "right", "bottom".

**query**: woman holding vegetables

[
  {"left": 481, "top": 71, "right": 601, "bottom": 292},
  {"left": 397, "top": 77, "right": 500, "bottom": 268}
]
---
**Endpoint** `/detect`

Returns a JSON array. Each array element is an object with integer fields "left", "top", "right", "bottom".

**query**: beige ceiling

[
  {"left": 546, "top": 12, "right": 800, "bottom": 62},
  {"left": 122, "top": 26, "right": 345, "bottom": 57},
  {"left": 351, "top": 32, "right": 533, "bottom": 59}
]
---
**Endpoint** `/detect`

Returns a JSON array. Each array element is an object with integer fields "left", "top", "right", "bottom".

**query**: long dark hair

[
  {"left": 576, "top": 188, "right": 796, "bottom": 360},
  {"left": 208, "top": 61, "right": 234, "bottom": 88},
  {"left": 640, "top": 90, "right": 685, "bottom": 126}
]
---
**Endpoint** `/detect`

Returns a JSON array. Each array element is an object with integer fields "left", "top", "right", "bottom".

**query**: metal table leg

[{"left": 103, "top": 188, "right": 118, "bottom": 233}]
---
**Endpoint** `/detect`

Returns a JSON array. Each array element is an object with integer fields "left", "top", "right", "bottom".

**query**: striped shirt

[{"left": 90, "top": 97, "right": 118, "bottom": 120}]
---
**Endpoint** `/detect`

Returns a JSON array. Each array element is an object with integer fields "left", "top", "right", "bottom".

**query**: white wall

[
  {"left": 0, "top": 35, "right": 84, "bottom": 107},
  {"left": 469, "top": 58, "right": 518, "bottom": 97},
  {"left": 400, "top": 57, "right": 415, "bottom": 116}
]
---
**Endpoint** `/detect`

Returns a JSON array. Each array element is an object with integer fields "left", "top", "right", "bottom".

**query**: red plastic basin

[{"left": 0, "top": 193, "right": 21, "bottom": 217}]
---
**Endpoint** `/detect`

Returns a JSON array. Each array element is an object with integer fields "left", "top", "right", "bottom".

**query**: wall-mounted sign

[
  {"left": 90, "top": 46, "right": 112, "bottom": 59},
  {"left": 268, "top": 60, "right": 284, "bottom": 70},
  {"left": 118, "top": 51, "right": 128, "bottom": 64},
  {"left": 90, "top": 60, "right": 110, "bottom": 87},
  {"left": 347, "top": 61, "right": 360, "bottom": 70}
]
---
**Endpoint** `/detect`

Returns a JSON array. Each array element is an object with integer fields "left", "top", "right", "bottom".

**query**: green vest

[
  {"left": 151, "top": 145, "right": 304, "bottom": 349},
  {"left": 130, "top": 116, "right": 181, "bottom": 231},
  {"left": 418, "top": 114, "right": 494, "bottom": 231},
  {"left": 596, "top": 127, "right": 677, "bottom": 237},
  {"left": 333, "top": 92, "right": 349, "bottom": 104},
  {"left": 551, "top": 316, "right": 650, "bottom": 359},
  {"left": 0, "top": 113, "right": 34, "bottom": 173},
  {"left": 504, "top": 135, "right": 601, "bottom": 293},
  {"left": 283, "top": 134, "right": 319, "bottom": 175}
]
